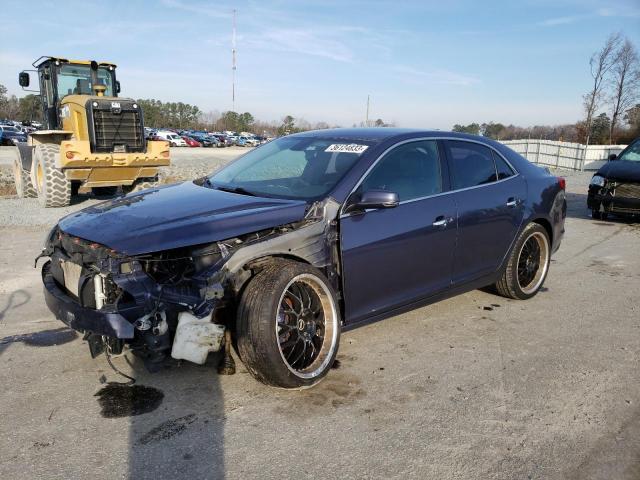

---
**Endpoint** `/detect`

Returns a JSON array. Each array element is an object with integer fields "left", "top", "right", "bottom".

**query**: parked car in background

[
  {"left": 39, "top": 129, "right": 565, "bottom": 388},
  {"left": 588, "top": 137, "right": 640, "bottom": 219},
  {"left": 188, "top": 134, "right": 216, "bottom": 148},
  {"left": 235, "top": 137, "right": 247, "bottom": 147},
  {"left": 155, "top": 130, "right": 187, "bottom": 147},
  {"left": 0, "top": 125, "right": 27, "bottom": 145},
  {"left": 182, "top": 136, "right": 202, "bottom": 147},
  {"left": 212, "top": 135, "right": 229, "bottom": 147},
  {"left": 242, "top": 136, "right": 260, "bottom": 147}
]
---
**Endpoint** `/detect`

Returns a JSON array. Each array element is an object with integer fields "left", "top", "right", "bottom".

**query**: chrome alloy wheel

[
  {"left": 516, "top": 231, "right": 550, "bottom": 295},
  {"left": 275, "top": 274, "right": 338, "bottom": 379}
]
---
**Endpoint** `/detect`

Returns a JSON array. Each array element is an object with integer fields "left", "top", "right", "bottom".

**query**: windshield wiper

[{"left": 213, "top": 184, "right": 257, "bottom": 196}]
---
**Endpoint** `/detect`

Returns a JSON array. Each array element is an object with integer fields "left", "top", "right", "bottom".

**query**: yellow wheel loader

[{"left": 14, "top": 56, "right": 170, "bottom": 207}]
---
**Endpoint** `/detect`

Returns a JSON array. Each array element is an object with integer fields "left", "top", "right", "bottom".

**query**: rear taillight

[{"left": 557, "top": 177, "right": 566, "bottom": 190}]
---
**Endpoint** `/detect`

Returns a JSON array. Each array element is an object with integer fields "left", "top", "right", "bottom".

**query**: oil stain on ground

[
  {"left": 95, "top": 384, "right": 164, "bottom": 418},
  {"left": 136, "top": 414, "right": 197, "bottom": 445},
  {"left": 0, "top": 327, "right": 77, "bottom": 347}
]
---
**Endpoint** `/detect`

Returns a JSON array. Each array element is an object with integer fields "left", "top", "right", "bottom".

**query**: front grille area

[
  {"left": 614, "top": 182, "right": 640, "bottom": 199},
  {"left": 88, "top": 100, "right": 145, "bottom": 153}
]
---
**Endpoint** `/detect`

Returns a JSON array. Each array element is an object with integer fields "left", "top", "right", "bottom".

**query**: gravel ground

[
  {"left": 0, "top": 146, "right": 248, "bottom": 226},
  {"left": 0, "top": 170, "right": 639, "bottom": 479}
]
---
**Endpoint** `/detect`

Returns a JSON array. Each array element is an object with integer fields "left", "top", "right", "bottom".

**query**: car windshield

[
  {"left": 618, "top": 140, "right": 640, "bottom": 162},
  {"left": 208, "top": 136, "right": 373, "bottom": 200},
  {"left": 57, "top": 64, "right": 115, "bottom": 98},
  {"left": 2, "top": 126, "right": 18, "bottom": 132}
]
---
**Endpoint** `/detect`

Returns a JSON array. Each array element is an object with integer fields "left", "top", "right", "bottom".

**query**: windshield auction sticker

[{"left": 325, "top": 144, "right": 369, "bottom": 154}]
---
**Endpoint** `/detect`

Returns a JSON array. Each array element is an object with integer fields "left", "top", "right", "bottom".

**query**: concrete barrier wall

[{"left": 500, "top": 139, "right": 627, "bottom": 171}]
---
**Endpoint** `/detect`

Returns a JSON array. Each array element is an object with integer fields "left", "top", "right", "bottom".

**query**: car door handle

[
  {"left": 506, "top": 198, "right": 519, "bottom": 207},
  {"left": 433, "top": 215, "right": 450, "bottom": 227}
]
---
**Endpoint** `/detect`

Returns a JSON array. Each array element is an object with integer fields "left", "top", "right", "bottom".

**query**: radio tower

[{"left": 231, "top": 9, "right": 237, "bottom": 113}]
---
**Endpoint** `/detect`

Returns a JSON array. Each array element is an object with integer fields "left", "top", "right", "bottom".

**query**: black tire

[
  {"left": 236, "top": 259, "right": 341, "bottom": 389},
  {"left": 30, "top": 144, "right": 71, "bottom": 207},
  {"left": 12, "top": 148, "right": 37, "bottom": 198},
  {"left": 495, "top": 223, "right": 551, "bottom": 300},
  {"left": 125, "top": 176, "right": 159, "bottom": 194}
]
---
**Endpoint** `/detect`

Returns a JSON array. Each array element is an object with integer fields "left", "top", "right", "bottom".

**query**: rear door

[
  {"left": 340, "top": 140, "right": 457, "bottom": 324},
  {"left": 444, "top": 140, "right": 526, "bottom": 284}
]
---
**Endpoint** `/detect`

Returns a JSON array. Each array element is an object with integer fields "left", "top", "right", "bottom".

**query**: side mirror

[
  {"left": 345, "top": 189, "right": 399, "bottom": 214},
  {"left": 609, "top": 153, "right": 617, "bottom": 161},
  {"left": 18, "top": 72, "right": 29, "bottom": 87},
  {"left": 115, "top": 81, "right": 121, "bottom": 94}
]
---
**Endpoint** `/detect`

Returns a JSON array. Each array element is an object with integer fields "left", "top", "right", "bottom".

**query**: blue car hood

[
  {"left": 597, "top": 160, "right": 640, "bottom": 182},
  {"left": 58, "top": 181, "right": 309, "bottom": 255}
]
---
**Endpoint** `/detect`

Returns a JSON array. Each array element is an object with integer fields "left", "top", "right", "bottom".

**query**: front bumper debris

[
  {"left": 588, "top": 183, "right": 640, "bottom": 215},
  {"left": 42, "top": 261, "right": 134, "bottom": 339}
]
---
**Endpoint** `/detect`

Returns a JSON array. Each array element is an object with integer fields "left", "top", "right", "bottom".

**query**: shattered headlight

[{"left": 590, "top": 175, "right": 606, "bottom": 187}]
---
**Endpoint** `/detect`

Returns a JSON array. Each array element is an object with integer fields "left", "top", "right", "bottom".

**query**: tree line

[
  {"left": 454, "top": 32, "right": 640, "bottom": 145},
  {"left": 0, "top": 86, "right": 43, "bottom": 123}
]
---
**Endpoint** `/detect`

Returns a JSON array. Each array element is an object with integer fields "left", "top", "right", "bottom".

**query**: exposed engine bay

[{"left": 38, "top": 198, "right": 341, "bottom": 372}]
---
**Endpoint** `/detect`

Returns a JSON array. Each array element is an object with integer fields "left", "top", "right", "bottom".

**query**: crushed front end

[
  {"left": 588, "top": 179, "right": 640, "bottom": 216},
  {"left": 37, "top": 197, "right": 341, "bottom": 372},
  {"left": 40, "top": 227, "right": 230, "bottom": 371}
]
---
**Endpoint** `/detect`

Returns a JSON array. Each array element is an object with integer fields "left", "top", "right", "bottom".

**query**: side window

[
  {"left": 358, "top": 140, "right": 442, "bottom": 202},
  {"left": 447, "top": 141, "right": 496, "bottom": 189},
  {"left": 493, "top": 151, "right": 515, "bottom": 180}
]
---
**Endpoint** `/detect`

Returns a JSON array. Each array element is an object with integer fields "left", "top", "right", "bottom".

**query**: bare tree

[
  {"left": 582, "top": 33, "right": 622, "bottom": 146},
  {"left": 608, "top": 38, "right": 640, "bottom": 143}
]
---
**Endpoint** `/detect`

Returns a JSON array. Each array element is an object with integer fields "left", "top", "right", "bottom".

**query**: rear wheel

[
  {"left": 237, "top": 260, "right": 341, "bottom": 388},
  {"left": 495, "top": 223, "right": 550, "bottom": 300},
  {"left": 12, "top": 147, "right": 36, "bottom": 198},
  {"left": 30, "top": 144, "right": 71, "bottom": 207}
]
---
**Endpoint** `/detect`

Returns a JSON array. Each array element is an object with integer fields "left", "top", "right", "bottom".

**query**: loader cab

[{"left": 21, "top": 57, "right": 118, "bottom": 130}]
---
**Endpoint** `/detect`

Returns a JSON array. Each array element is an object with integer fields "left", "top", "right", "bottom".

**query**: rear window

[{"left": 447, "top": 141, "right": 497, "bottom": 189}]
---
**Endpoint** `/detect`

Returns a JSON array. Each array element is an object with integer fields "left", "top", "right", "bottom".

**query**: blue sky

[{"left": 1, "top": 0, "right": 639, "bottom": 128}]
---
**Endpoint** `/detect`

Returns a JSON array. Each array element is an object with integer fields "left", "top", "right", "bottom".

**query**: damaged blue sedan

[{"left": 39, "top": 129, "right": 566, "bottom": 388}]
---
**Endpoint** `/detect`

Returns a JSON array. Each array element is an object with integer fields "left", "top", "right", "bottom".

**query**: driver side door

[{"left": 339, "top": 140, "right": 457, "bottom": 324}]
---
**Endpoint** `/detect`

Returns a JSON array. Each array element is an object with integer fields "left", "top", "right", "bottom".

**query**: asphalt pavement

[{"left": 0, "top": 168, "right": 638, "bottom": 479}]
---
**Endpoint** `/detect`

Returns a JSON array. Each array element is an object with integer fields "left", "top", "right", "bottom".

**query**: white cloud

[
  {"left": 393, "top": 65, "right": 480, "bottom": 86},
  {"left": 160, "top": 0, "right": 232, "bottom": 18},
  {"left": 244, "top": 28, "right": 354, "bottom": 62},
  {"left": 537, "top": 14, "right": 588, "bottom": 26}
]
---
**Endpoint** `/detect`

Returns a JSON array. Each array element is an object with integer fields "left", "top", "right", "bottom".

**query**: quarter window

[
  {"left": 358, "top": 140, "right": 442, "bottom": 202},
  {"left": 447, "top": 141, "right": 497, "bottom": 189},
  {"left": 493, "top": 151, "right": 515, "bottom": 179}
]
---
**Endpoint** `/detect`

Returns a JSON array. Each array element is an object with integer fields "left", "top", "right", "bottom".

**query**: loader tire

[
  {"left": 13, "top": 148, "right": 37, "bottom": 198},
  {"left": 125, "top": 175, "right": 161, "bottom": 194},
  {"left": 31, "top": 144, "right": 71, "bottom": 208}
]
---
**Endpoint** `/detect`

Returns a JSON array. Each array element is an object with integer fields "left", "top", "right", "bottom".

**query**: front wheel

[
  {"left": 495, "top": 223, "right": 550, "bottom": 300},
  {"left": 30, "top": 144, "right": 71, "bottom": 207},
  {"left": 236, "top": 260, "right": 341, "bottom": 388}
]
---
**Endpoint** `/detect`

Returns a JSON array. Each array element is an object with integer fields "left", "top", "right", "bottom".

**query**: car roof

[{"left": 287, "top": 127, "right": 491, "bottom": 144}]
